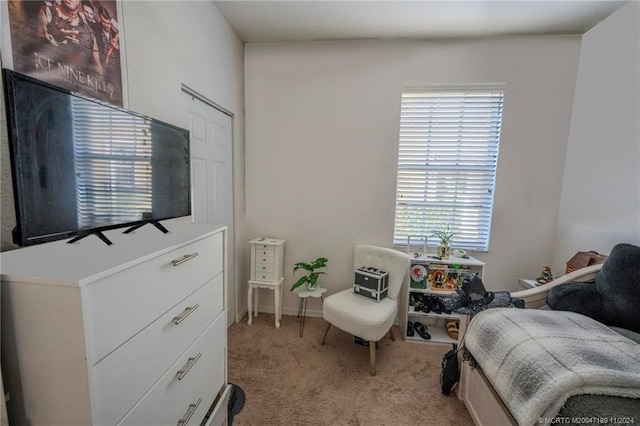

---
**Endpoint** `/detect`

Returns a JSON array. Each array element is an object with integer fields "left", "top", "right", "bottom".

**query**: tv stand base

[
  {"left": 123, "top": 220, "right": 169, "bottom": 235},
  {"left": 66, "top": 221, "right": 170, "bottom": 246},
  {"left": 67, "top": 230, "right": 113, "bottom": 246}
]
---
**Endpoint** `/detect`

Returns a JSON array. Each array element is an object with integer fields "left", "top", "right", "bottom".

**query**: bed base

[
  {"left": 457, "top": 264, "right": 603, "bottom": 425},
  {"left": 459, "top": 361, "right": 517, "bottom": 426}
]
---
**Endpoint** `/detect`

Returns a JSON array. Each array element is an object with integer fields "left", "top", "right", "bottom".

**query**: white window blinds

[
  {"left": 72, "top": 97, "right": 153, "bottom": 229},
  {"left": 394, "top": 87, "right": 504, "bottom": 251}
]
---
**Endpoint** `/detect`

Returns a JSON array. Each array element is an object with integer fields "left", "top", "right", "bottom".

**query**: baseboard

[{"left": 235, "top": 307, "right": 248, "bottom": 324}]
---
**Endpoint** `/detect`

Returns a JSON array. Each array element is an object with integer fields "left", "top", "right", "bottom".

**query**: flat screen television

[{"left": 3, "top": 69, "right": 191, "bottom": 246}]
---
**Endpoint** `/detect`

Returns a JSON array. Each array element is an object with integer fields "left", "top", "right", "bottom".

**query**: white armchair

[{"left": 321, "top": 245, "right": 410, "bottom": 376}]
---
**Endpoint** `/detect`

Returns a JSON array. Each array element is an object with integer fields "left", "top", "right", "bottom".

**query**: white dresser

[{"left": 0, "top": 223, "right": 231, "bottom": 426}]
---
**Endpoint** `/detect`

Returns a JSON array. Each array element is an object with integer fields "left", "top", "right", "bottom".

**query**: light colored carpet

[{"left": 227, "top": 313, "right": 475, "bottom": 425}]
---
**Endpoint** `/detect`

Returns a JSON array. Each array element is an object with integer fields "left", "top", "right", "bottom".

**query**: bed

[{"left": 458, "top": 264, "right": 640, "bottom": 426}]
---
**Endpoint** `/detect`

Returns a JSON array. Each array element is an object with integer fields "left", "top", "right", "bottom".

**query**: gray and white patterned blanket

[{"left": 464, "top": 308, "right": 640, "bottom": 426}]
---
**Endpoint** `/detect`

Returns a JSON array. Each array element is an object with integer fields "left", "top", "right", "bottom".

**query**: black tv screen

[{"left": 3, "top": 69, "right": 191, "bottom": 246}]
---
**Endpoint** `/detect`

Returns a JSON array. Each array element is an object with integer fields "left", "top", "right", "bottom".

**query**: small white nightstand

[
  {"left": 248, "top": 237, "right": 285, "bottom": 328},
  {"left": 518, "top": 278, "right": 540, "bottom": 290}
]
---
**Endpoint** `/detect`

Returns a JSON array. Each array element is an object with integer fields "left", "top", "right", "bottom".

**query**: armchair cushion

[
  {"left": 323, "top": 289, "right": 398, "bottom": 342},
  {"left": 547, "top": 243, "right": 640, "bottom": 333}
]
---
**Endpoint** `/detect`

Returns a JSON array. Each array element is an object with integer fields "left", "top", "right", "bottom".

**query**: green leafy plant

[
  {"left": 291, "top": 257, "right": 328, "bottom": 291},
  {"left": 431, "top": 226, "right": 456, "bottom": 245}
]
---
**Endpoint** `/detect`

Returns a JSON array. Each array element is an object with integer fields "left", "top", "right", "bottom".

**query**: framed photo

[{"left": 1, "top": 0, "right": 127, "bottom": 107}]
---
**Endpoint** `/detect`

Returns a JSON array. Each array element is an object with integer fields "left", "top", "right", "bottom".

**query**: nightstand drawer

[
  {"left": 118, "top": 314, "right": 226, "bottom": 426},
  {"left": 92, "top": 274, "right": 223, "bottom": 425},
  {"left": 85, "top": 232, "right": 223, "bottom": 363}
]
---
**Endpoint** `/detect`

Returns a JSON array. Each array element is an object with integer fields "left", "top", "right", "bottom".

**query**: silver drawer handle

[
  {"left": 176, "top": 353, "right": 202, "bottom": 380},
  {"left": 173, "top": 304, "right": 200, "bottom": 325},
  {"left": 177, "top": 398, "right": 202, "bottom": 426},
  {"left": 171, "top": 252, "right": 199, "bottom": 267}
]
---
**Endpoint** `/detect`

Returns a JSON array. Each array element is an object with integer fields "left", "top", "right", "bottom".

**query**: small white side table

[
  {"left": 248, "top": 237, "right": 285, "bottom": 328},
  {"left": 293, "top": 286, "right": 327, "bottom": 337},
  {"left": 518, "top": 278, "right": 540, "bottom": 290}
]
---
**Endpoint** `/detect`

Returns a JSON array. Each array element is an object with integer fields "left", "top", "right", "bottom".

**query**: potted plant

[
  {"left": 291, "top": 257, "right": 328, "bottom": 291},
  {"left": 431, "top": 226, "right": 456, "bottom": 259}
]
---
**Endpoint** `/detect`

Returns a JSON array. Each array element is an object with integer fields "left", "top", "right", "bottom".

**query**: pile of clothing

[{"left": 442, "top": 274, "right": 524, "bottom": 316}]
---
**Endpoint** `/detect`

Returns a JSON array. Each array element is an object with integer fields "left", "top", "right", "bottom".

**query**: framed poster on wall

[{"left": 1, "top": 0, "right": 127, "bottom": 107}]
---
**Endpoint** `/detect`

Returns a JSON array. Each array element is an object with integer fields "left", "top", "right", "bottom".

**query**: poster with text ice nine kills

[{"left": 7, "top": 0, "right": 124, "bottom": 107}]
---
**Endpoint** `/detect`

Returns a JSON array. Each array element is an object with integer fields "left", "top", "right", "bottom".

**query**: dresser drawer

[
  {"left": 255, "top": 261, "right": 274, "bottom": 273},
  {"left": 255, "top": 253, "right": 275, "bottom": 264},
  {"left": 254, "top": 247, "right": 274, "bottom": 260},
  {"left": 254, "top": 244, "right": 275, "bottom": 252},
  {"left": 84, "top": 232, "right": 223, "bottom": 363},
  {"left": 118, "top": 313, "right": 226, "bottom": 426},
  {"left": 253, "top": 271, "right": 274, "bottom": 282},
  {"left": 205, "top": 384, "right": 232, "bottom": 426},
  {"left": 91, "top": 274, "right": 223, "bottom": 425}
]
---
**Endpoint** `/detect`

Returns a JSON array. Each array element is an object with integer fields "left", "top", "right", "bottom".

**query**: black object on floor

[
  {"left": 228, "top": 383, "right": 246, "bottom": 426},
  {"left": 354, "top": 336, "right": 379, "bottom": 348},
  {"left": 441, "top": 343, "right": 459, "bottom": 396}
]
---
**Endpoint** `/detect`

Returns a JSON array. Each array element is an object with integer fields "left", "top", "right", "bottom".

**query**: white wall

[
  {"left": 244, "top": 36, "right": 581, "bottom": 318},
  {"left": 553, "top": 2, "right": 640, "bottom": 272},
  {"left": 122, "top": 2, "right": 243, "bottom": 129}
]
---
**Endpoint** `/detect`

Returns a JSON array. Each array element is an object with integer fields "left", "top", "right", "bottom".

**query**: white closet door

[{"left": 183, "top": 92, "right": 235, "bottom": 327}]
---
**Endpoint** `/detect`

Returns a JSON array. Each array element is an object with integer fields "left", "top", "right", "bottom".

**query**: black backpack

[{"left": 440, "top": 343, "right": 460, "bottom": 396}]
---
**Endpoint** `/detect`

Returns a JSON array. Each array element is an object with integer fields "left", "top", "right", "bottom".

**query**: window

[{"left": 393, "top": 87, "right": 505, "bottom": 251}]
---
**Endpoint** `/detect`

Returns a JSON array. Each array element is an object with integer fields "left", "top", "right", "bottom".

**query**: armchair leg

[
  {"left": 389, "top": 327, "right": 396, "bottom": 341},
  {"left": 321, "top": 322, "right": 331, "bottom": 345},
  {"left": 369, "top": 342, "right": 376, "bottom": 376}
]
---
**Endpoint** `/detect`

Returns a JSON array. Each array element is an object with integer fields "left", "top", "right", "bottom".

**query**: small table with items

[
  {"left": 293, "top": 286, "right": 327, "bottom": 337},
  {"left": 517, "top": 278, "right": 540, "bottom": 290}
]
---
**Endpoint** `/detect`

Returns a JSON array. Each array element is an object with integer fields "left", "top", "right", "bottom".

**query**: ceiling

[{"left": 213, "top": 1, "right": 628, "bottom": 43}]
